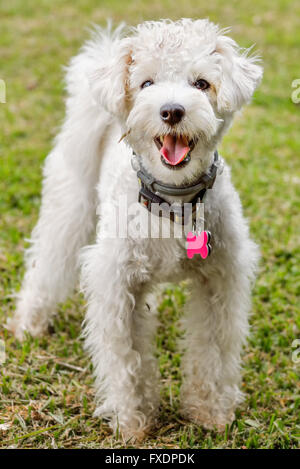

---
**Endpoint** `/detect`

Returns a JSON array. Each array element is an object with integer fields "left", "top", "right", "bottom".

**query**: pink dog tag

[{"left": 186, "top": 231, "right": 211, "bottom": 259}]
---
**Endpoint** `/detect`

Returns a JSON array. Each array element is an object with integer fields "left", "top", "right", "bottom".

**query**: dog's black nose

[{"left": 160, "top": 103, "right": 185, "bottom": 126}]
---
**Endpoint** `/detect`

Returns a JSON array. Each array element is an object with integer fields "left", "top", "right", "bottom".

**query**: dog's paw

[
  {"left": 5, "top": 316, "right": 27, "bottom": 341},
  {"left": 182, "top": 405, "right": 235, "bottom": 432},
  {"left": 95, "top": 406, "right": 154, "bottom": 443},
  {"left": 119, "top": 426, "right": 150, "bottom": 443},
  {"left": 5, "top": 313, "right": 49, "bottom": 341}
]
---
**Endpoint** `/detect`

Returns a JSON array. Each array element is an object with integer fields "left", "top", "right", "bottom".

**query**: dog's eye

[
  {"left": 193, "top": 79, "right": 210, "bottom": 91},
  {"left": 141, "top": 80, "right": 154, "bottom": 89}
]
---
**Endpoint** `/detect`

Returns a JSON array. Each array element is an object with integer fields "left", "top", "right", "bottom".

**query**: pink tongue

[{"left": 160, "top": 135, "right": 190, "bottom": 166}]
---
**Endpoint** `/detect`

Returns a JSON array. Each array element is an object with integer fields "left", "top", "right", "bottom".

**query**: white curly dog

[{"left": 8, "top": 19, "right": 263, "bottom": 440}]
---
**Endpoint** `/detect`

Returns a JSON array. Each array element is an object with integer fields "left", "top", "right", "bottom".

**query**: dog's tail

[
  {"left": 64, "top": 21, "right": 128, "bottom": 102},
  {"left": 53, "top": 23, "right": 129, "bottom": 172}
]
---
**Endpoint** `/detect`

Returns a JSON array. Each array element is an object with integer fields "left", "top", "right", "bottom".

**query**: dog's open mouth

[{"left": 154, "top": 135, "right": 197, "bottom": 169}]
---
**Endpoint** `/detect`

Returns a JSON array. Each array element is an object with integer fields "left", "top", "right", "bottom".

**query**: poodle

[{"left": 8, "top": 19, "right": 263, "bottom": 440}]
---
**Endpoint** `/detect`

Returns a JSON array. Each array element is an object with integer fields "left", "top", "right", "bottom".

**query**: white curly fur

[{"left": 8, "top": 19, "right": 263, "bottom": 440}]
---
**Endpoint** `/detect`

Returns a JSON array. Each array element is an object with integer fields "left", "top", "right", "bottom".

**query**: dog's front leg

[
  {"left": 81, "top": 238, "right": 158, "bottom": 441},
  {"left": 180, "top": 267, "right": 253, "bottom": 430}
]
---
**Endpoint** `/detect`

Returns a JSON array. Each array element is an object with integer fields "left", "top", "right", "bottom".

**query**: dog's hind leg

[
  {"left": 8, "top": 85, "right": 112, "bottom": 340},
  {"left": 8, "top": 149, "right": 98, "bottom": 339}
]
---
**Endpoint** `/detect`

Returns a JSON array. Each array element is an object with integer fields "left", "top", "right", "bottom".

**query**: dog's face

[{"left": 91, "top": 19, "right": 262, "bottom": 184}]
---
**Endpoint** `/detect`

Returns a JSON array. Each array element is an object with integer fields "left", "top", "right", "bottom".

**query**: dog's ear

[
  {"left": 215, "top": 35, "right": 263, "bottom": 113},
  {"left": 89, "top": 36, "right": 133, "bottom": 117}
]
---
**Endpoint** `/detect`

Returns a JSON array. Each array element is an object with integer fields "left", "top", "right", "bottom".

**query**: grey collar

[
  {"left": 131, "top": 150, "right": 222, "bottom": 225},
  {"left": 132, "top": 150, "right": 220, "bottom": 196}
]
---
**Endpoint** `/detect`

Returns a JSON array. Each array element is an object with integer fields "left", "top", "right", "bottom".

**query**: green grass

[{"left": 0, "top": 0, "right": 299, "bottom": 449}]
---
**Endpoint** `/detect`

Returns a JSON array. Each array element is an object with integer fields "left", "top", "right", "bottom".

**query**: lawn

[{"left": 0, "top": 0, "right": 299, "bottom": 449}]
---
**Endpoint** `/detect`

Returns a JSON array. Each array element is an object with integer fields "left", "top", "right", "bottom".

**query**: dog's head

[{"left": 91, "top": 19, "right": 262, "bottom": 184}]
